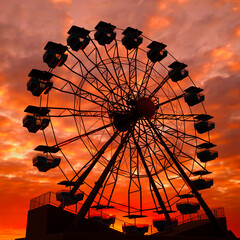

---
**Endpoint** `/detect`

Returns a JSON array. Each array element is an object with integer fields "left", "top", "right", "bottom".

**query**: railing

[
  {"left": 148, "top": 207, "right": 225, "bottom": 235},
  {"left": 30, "top": 192, "right": 79, "bottom": 213},
  {"left": 29, "top": 191, "right": 132, "bottom": 233},
  {"left": 176, "top": 207, "right": 225, "bottom": 225},
  {"left": 29, "top": 192, "right": 225, "bottom": 235}
]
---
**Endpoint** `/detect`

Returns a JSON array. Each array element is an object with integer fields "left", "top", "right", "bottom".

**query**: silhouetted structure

[
  {"left": 16, "top": 199, "right": 237, "bottom": 240},
  {"left": 20, "top": 21, "right": 238, "bottom": 240}
]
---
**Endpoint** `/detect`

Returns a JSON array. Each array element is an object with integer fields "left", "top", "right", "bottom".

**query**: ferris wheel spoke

[
  {"left": 111, "top": 40, "right": 129, "bottom": 88},
  {"left": 127, "top": 135, "right": 144, "bottom": 215},
  {"left": 144, "top": 144, "right": 176, "bottom": 211},
  {"left": 139, "top": 124, "right": 181, "bottom": 195},
  {"left": 147, "top": 119, "right": 208, "bottom": 172},
  {"left": 156, "top": 122, "right": 197, "bottom": 149},
  {"left": 103, "top": 41, "right": 131, "bottom": 98},
  {"left": 126, "top": 48, "right": 140, "bottom": 93},
  {"left": 143, "top": 118, "right": 196, "bottom": 172},
  {"left": 156, "top": 120, "right": 209, "bottom": 147},
  {"left": 138, "top": 127, "right": 173, "bottom": 211},
  {"left": 52, "top": 81, "right": 126, "bottom": 112},
  {"left": 131, "top": 133, "right": 172, "bottom": 222},
  {"left": 156, "top": 92, "right": 185, "bottom": 108},
  {"left": 156, "top": 127, "right": 209, "bottom": 172},
  {"left": 52, "top": 85, "right": 109, "bottom": 110},
  {"left": 162, "top": 127, "right": 196, "bottom": 150},
  {"left": 63, "top": 61, "right": 109, "bottom": 98},
  {"left": 69, "top": 130, "right": 120, "bottom": 198},
  {"left": 71, "top": 39, "right": 127, "bottom": 108},
  {"left": 74, "top": 130, "right": 132, "bottom": 224},
  {"left": 52, "top": 74, "right": 111, "bottom": 108},
  {"left": 47, "top": 107, "right": 108, "bottom": 118},
  {"left": 47, "top": 122, "right": 113, "bottom": 150},
  {"left": 65, "top": 51, "right": 123, "bottom": 102},
  {"left": 88, "top": 39, "right": 123, "bottom": 91},
  {"left": 155, "top": 113, "right": 199, "bottom": 121},
  {"left": 148, "top": 119, "right": 209, "bottom": 173},
  {"left": 149, "top": 74, "right": 170, "bottom": 98},
  {"left": 146, "top": 141, "right": 181, "bottom": 197},
  {"left": 63, "top": 62, "right": 115, "bottom": 98},
  {"left": 97, "top": 140, "right": 128, "bottom": 207},
  {"left": 84, "top": 55, "right": 126, "bottom": 106},
  {"left": 138, "top": 59, "right": 155, "bottom": 94},
  {"left": 53, "top": 71, "right": 123, "bottom": 107},
  {"left": 147, "top": 119, "right": 225, "bottom": 234},
  {"left": 51, "top": 73, "right": 81, "bottom": 92}
]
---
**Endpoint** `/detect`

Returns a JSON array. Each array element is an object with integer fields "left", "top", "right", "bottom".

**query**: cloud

[
  {"left": 211, "top": 45, "right": 234, "bottom": 61},
  {"left": 0, "top": 0, "right": 240, "bottom": 239},
  {"left": 51, "top": 0, "right": 72, "bottom": 4},
  {"left": 147, "top": 16, "right": 171, "bottom": 30}
]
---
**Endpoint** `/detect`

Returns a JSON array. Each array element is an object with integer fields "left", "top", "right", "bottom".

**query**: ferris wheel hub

[
  {"left": 136, "top": 97, "right": 156, "bottom": 119},
  {"left": 111, "top": 111, "right": 136, "bottom": 132}
]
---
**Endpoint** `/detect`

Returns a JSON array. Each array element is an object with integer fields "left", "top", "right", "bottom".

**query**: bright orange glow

[
  {"left": 176, "top": 0, "right": 189, "bottom": 4},
  {"left": 235, "top": 25, "right": 240, "bottom": 37},
  {"left": 228, "top": 61, "right": 240, "bottom": 71},
  {"left": 211, "top": 46, "right": 233, "bottom": 61},
  {"left": 148, "top": 16, "right": 171, "bottom": 29},
  {"left": 51, "top": 0, "right": 72, "bottom": 4},
  {"left": 215, "top": 0, "right": 240, "bottom": 12},
  {"left": 158, "top": 2, "right": 168, "bottom": 10}
]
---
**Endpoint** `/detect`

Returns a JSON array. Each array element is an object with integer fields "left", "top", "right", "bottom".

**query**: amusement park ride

[{"left": 19, "top": 21, "right": 237, "bottom": 240}]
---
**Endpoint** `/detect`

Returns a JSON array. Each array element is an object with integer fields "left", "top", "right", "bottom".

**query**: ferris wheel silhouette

[{"left": 23, "top": 21, "right": 223, "bottom": 235}]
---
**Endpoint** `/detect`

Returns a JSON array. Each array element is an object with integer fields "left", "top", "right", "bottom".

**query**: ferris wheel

[{"left": 23, "top": 21, "right": 223, "bottom": 235}]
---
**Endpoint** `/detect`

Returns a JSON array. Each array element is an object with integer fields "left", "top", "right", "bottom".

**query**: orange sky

[{"left": 0, "top": 0, "right": 240, "bottom": 239}]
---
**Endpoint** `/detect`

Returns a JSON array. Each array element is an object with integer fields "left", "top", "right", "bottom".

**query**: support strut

[
  {"left": 132, "top": 133, "right": 172, "bottom": 223},
  {"left": 73, "top": 130, "right": 131, "bottom": 226},
  {"left": 148, "top": 120, "right": 226, "bottom": 236},
  {"left": 71, "top": 131, "right": 119, "bottom": 195}
]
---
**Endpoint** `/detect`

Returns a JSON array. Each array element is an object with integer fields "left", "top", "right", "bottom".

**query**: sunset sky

[{"left": 0, "top": 0, "right": 240, "bottom": 239}]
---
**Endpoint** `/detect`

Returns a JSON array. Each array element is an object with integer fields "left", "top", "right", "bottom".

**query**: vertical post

[{"left": 148, "top": 120, "right": 226, "bottom": 236}]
